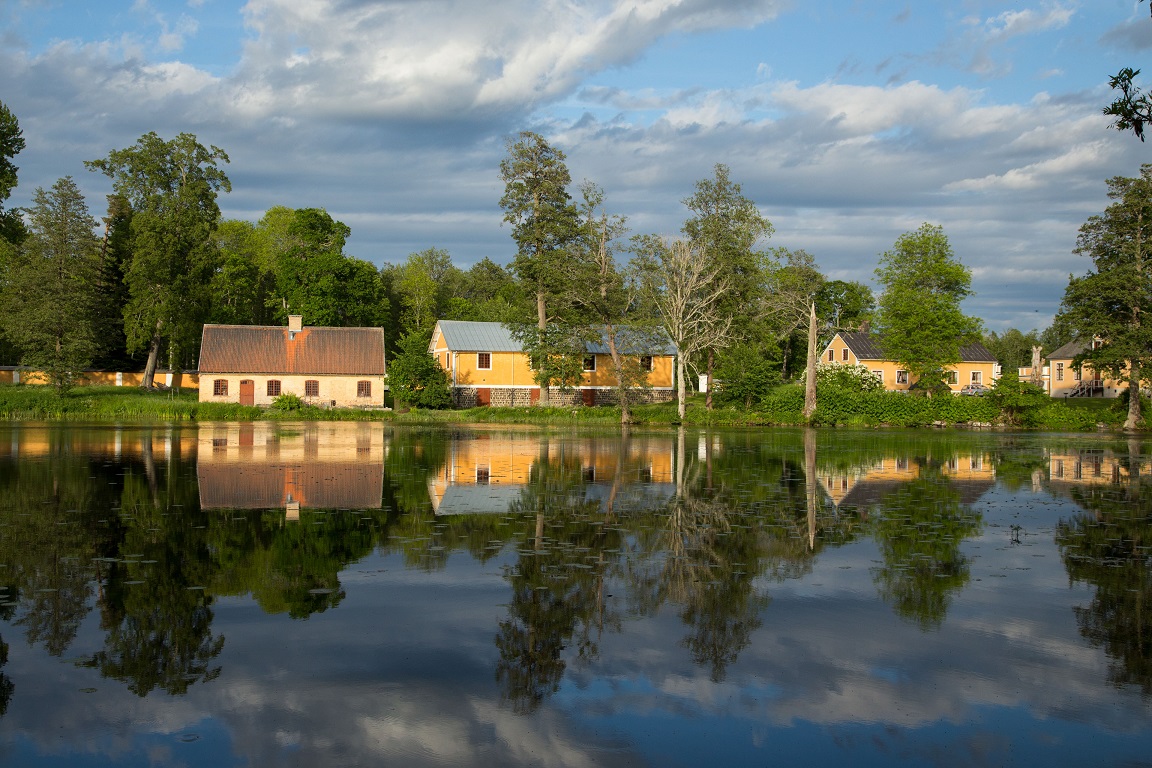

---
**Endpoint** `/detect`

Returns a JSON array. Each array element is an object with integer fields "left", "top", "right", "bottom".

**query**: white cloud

[{"left": 983, "top": 4, "right": 1075, "bottom": 41}]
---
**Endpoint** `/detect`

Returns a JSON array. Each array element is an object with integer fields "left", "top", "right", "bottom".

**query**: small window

[
  {"left": 1056, "top": 362, "right": 1064, "bottom": 382},
  {"left": 476, "top": 466, "right": 490, "bottom": 484},
  {"left": 357, "top": 381, "right": 371, "bottom": 397},
  {"left": 477, "top": 352, "right": 491, "bottom": 370},
  {"left": 267, "top": 380, "right": 281, "bottom": 397},
  {"left": 583, "top": 355, "right": 596, "bottom": 372},
  {"left": 213, "top": 379, "right": 228, "bottom": 396},
  {"left": 582, "top": 466, "right": 596, "bottom": 482},
  {"left": 640, "top": 355, "right": 653, "bottom": 372},
  {"left": 896, "top": 370, "right": 908, "bottom": 385},
  {"left": 827, "top": 349, "right": 834, "bottom": 362},
  {"left": 971, "top": 371, "right": 981, "bottom": 384},
  {"left": 444, "top": 353, "right": 451, "bottom": 370},
  {"left": 1074, "top": 368, "right": 1081, "bottom": 381},
  {"left": 305, "top": 380, "right": 319, "bottom": 397},
  {"left": 841, "top": 348, "right": 849, "bottom": 361},
  {"left": 945, "top": 371, "right": 958, "bottom": 385}
]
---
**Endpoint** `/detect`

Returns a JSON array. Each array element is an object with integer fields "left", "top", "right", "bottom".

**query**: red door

[
  {"left": 240, "top": 379, "right": 254, "bottom": 406},
  {"left": 530, "top": 388, "right": 540, "bottom": 405},
  {"left": 476, "top": 388, "right": 491, "bottom": 407},
  {"left": 582, "top": 388, "right": 596, "bottom": 407}
]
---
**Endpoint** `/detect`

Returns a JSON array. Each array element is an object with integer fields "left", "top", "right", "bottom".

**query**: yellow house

[
  {"left": 198, "top": 315, "right": 387, "bottom": 408},
  {"left": 428, "top": 320, "right": 676, "bottom": 407},
  {"left": 820, "top": 332, "right": 998, "bottom": 393},
  {"left": 1044, "top": 340, "right": 1125, "bottom": 399}
]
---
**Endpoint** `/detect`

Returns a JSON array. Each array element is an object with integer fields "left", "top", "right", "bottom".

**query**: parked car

[{"left": 959, "top": 383, "right": 990, "bottom": 396}]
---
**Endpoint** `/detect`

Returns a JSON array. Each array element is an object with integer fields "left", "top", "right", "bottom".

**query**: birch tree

[{"left": 639, "top": 238, "right": 731, "bottom": 420}]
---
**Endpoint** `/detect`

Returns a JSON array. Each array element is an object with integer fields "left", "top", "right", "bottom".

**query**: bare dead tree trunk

[
  {"left": 1030, "top": 345, "right": 1044, "bottom": 388},
  {"left": 677, "top": 354, "right": 688, "bottom": 420},
  {"left": 803, "top": 301, "right": 818, "bottom": 421},
  {"left": 706, "top": 349, "right": 714, "bottom": 410},
  {"left": 805, "top": 428, "right": 817, "bottom": 551}
]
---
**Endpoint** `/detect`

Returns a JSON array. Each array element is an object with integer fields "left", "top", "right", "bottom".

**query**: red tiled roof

[{"left": 198, "top": 325, "right": 386, "bottom": 375}]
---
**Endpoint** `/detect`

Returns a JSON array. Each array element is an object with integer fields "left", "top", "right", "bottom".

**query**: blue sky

[{"left": 3, "top": 0, "right": 1152, "bottom": 331}]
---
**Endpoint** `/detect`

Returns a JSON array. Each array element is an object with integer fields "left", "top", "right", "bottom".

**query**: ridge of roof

[{"left": 833, "top": 331, "right": 997, "bottom": 363}]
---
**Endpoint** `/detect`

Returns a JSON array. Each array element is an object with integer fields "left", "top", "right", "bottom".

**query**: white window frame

[
  {"left": 583, "top": 355, "right": 596, "bottom": 372},
  {"left": 896, "top": 370, "right": 908, "bottom": 385},
  {"left": 872, "top": 370, "right": 883, "bottom": 384},
  {"left": 971, "top": 371, "right": 982, "bottom": 384}
]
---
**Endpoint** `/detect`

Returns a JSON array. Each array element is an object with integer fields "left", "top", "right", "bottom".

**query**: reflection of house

[
  {"left": 197, "top": 423, "right": 385, "bottom": 519},
  {"left": 819, "top": 454, "right": 995, "bottom": 513},
  {"left": 820, "top": 332, "right": 997, "bottom": 393},
  {"left": 428, "top": 432, "right": 675, "bottom": 515},
  {"left": 1048, "top": 449, "right": 1152, "bottom": 487},
  {"left": 198, "top": 315, "right": 387, "bottom": 408},
  {"left": 428, "top": 320, "right": 676, "bottom": 408},
  {"left": 0, "top": 426, "right": 198, "bottom": 460}
]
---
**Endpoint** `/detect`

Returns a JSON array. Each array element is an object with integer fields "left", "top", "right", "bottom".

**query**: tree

[
  {"left": 982, "top": 328, "right": 1042, "bottom": 370},
  {"left": 91, "top": 194, "right": 136, "bottom": 369},
  {"left": 816, "top": 280, "right": 874, "bottom": 332},
  {"left": 638, "top": 237, "right": 732, "bottom": 420},
  {"left": 0, "top": 99, "right": 25, "bottom": 247},
  {"left": 393, "top": 247, "right": 464, "bottom": 334},
  {"left": 386, "top": 329, "right": 453, "bottom": 409},
  {"left": 763, "top": 248, "right": 825, "bottom": 419},
  {"left": 499, "top": 131, "right": 580, "bottom": 406},
  {"left": 209, "top": 219, "right": 276, "bottom": 326},
  {"left": 681, "top": 164, "right": 772, "bottom": 408},
  {"left": 1058, "top": 165, "right": 1152, "bottom": 429},
  {"left": 1104, "top": 2, "right": 1152, "bottom": 140},
  {"left": 0, "top": 177, "right": 101, "bottom": 391},
  {"left": 874, "top": 223, "right": 982, "bottom": 392},
  {"left": 86, "top": 133, "right": 231, "bottom": 387}
]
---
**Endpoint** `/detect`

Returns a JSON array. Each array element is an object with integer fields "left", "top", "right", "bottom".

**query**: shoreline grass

[{"left": 0, "top": 383, "right": 1131, "bottom": 430}]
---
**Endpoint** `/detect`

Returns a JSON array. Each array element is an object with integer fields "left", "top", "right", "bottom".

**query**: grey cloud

[{"left": 1100, "top": 18, "right": 1152, "bottom": 51}]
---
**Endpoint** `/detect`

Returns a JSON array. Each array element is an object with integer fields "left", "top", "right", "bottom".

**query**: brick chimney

[{"left": 288, "top": 315, "right": 303, "bottom": 333}]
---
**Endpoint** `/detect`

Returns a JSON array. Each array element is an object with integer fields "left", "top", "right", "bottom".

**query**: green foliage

[
  {"left": 805, "top": 362, "right": 884, "bottom": 394},
  {"left": 714, "top": 342, "right": 781, "bottom": 407},
  {"left": 817, "top": 279, "right": 874, "bottom": 332},
  {"left": 0, "top": 177, "right": 102, "bottom": 392},
  {"left": 1058, "top": 165, "right": 1152, "bottom": 427},
  {"left": 270, "top": 392, "right": 305, "bottom": 412},
  {"left": 983, "top": 328, "right": 1042, "bottom": 370},
  {"left": 508, "top": 322, "right": 589, "bottom": 393},
  {"left": 387, "top": 329, "right": 453, "bottom": 409},
  {"left": 0, "top": 99, "right": 25, "bottom": 246},
  {"left": 988, "top": 369, "right": 1050, "bottom": 426},
  {"left": 874, "top": 223, "right": 982, "bottom": 382},
  {"left": 86, "top": 132, "right": 231, "bottom": 379}
]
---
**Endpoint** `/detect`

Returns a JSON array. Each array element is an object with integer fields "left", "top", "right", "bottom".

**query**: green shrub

[{"left": 270, "top": 392, "right": 305, "bottom": 412}]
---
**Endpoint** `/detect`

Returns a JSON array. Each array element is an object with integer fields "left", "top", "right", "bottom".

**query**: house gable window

[
  {"left": 828, "top": 349, "right": 834, "bottom": 362},
  {"left": 583, "top": 355, "right": 596, "bottom": 372},
  {"left": 213, "top": 379, "right": 228, "bottom": 396},
  {"left": 267, "top": 380, "right": 281, "bottom": 397},
  {"left": 477, "top": 352, "right": 491, "bottom": 370},
  {"left": 357, "top": 381, "right": 371, "bottom": 398},
  {"left": 305, "top": 380, "right": 319, "bottom": 397},
  {"left": 842, "top": 348, "right": 849, "bottom": 361}
]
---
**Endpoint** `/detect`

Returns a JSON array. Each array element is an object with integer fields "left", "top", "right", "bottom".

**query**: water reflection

[{"left": 0, "top": 425, "right": 1150, "bottom": 766}]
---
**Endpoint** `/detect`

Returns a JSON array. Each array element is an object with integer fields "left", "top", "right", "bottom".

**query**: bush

[
  {"left": 803, "top": 362, "right": 884, "bottom": 394},
  {"left": 270, "top": 392, "right": 305, "bottom": 412},
  {"left": 988, "top": 369, "right": 1048, "bottom": 426}
]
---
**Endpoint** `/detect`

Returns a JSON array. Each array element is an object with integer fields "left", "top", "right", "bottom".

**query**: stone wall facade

[{"left": 452, "top": 386, "right": 674, "bottom": 408}]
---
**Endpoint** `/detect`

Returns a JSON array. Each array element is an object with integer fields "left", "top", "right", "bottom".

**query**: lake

[{"left": 0, "top": 422, "right": 1149, "bottom": 766}]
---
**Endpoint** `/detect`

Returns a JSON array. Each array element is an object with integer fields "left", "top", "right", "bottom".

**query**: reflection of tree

[
  {"left": 494, "top": 439, "right": 622, "bottom": 714},
  {"left": 1056, "top": 481, "right": 1152, "bottom": 693},
  {"left": 868, "top": 462, "right": 982, "bottom": 631}
]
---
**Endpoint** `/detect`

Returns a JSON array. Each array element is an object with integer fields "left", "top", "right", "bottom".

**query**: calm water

[{"left": 0, "top": 422, "right": 1149, "bottom": 767}]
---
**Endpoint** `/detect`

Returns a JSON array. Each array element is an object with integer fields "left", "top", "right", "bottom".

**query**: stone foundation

[{"left": 452, "top": 386, "right": 674, "bottom": 408}]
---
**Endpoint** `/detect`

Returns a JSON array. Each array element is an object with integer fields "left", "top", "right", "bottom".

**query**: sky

[{"left": 2, "top": 0, "right": 1152, "bottom": 332}]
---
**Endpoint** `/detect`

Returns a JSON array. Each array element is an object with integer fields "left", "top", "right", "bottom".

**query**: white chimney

[{"left": 288, "top": 315, "right": 303, "bottom": 333}]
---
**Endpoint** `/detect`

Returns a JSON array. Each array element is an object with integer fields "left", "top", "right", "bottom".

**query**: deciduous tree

[
  {"left": 874, "top": 223, "right": 982, "bottom": 392},
  {"left": 0, "top": 99, "right": 25, "bottom": 247},
  {"left": 1058, "top": 165, "right": 1152, "bottom": 429},
  {"left": 86, "top": 133, "right": 231, "bottom": 387}
]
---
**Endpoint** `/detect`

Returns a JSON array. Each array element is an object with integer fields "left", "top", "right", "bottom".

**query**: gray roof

[
  {"left": 838, "top": 332, "right": 996, "bottom": 363},
  {"left": 435, "top": 320, "right": 522, "bottom": 352},
  {"left": 1047, "top": 340, "right": 1089, "bottom": 361},
  {"left": 435, "top": 320, "right": 677, "bottom": 356}
]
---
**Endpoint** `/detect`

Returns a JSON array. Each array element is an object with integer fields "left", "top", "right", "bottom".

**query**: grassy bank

[{"left": 0, "top": 383, "right": 1130, "bottom": 429}]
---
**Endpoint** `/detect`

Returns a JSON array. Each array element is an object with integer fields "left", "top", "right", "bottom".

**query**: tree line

[{"left": 0, "top": 99, "right": 1112, "bottom": 421}]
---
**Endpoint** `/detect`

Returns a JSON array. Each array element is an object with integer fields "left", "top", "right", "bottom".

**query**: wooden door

[
  {"left": 582, "top": 388, "right": 596, "bottom": 407},
  {"left": 529, "top": 388, "right": 540, "bottom": 405},
  {"left": 239, "top": 379, "right": 254, "bottom": 406},
  {"left": 476, "top": 388, "right": 491, "bottom": 407}
]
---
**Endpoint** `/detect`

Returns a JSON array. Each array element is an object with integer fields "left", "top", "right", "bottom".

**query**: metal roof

[
  {"left": 838, "top": 332, "right": 996, "bottom": 363},
  {"left": 198, "top": 324, "right": 386, "bottom": 375},
  {"left": 435, "top": 320, "right": 677, "bottom": 355},
  {"left": 1047, "top": 340, "right": 1089, "bottom": 361}
]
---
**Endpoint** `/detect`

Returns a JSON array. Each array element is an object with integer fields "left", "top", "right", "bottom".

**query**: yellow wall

[
  {"left": 820, "top": 334, "right": 996, "bottom": 393},
  {"left": 0, "top": 369, "right": 198, "bottom": 389},
  {"left": 198, "top": 374, "right": 387, "bottom": 407}
]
